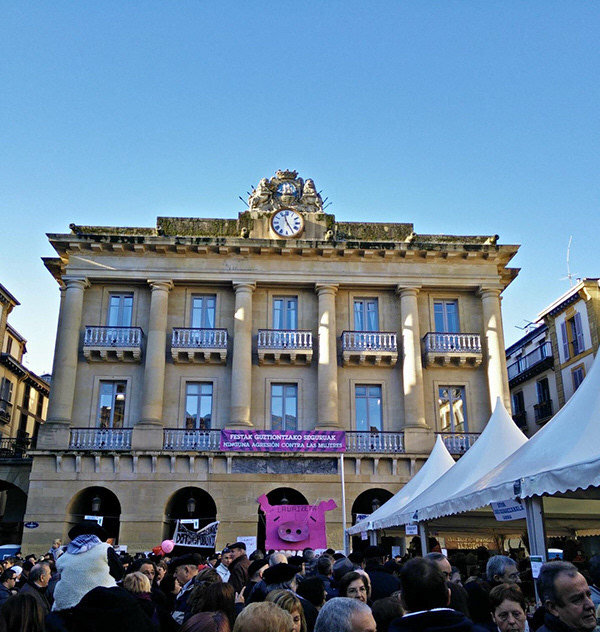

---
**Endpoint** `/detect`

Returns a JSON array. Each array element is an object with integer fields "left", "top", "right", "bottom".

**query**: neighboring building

[
  {"left": 23, "top": 170, "right": 519, "bottom": 552},
  {"left": 506, "top": 278, "right": 599, "bottom": 437},
  {"left": 0, "top": 283, "right": 50, "bottom": 543}
]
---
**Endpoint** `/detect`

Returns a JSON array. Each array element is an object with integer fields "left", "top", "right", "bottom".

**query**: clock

[{"left": 270, "top": 209, "right": 304, "bottom": 238}]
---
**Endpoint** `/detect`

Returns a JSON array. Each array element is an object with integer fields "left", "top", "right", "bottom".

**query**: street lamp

[
  {"left": 371, "top": 498, "right": 380, "bottom": 513},
  {"left": 91, "top": 495, "right": 102, "bottom": 514},
  {"left": 280, "top": 496, "right": 289, "bottom": 505},
  {"left": 187, "top": 495, "right": 196, "bottom": 516}
]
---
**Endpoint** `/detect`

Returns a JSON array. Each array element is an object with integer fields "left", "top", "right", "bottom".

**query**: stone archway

[
  {"left": 257, "top": 487, "right": 309, "bottom": 553},
  {"left": 163, "top": 486, "right": 217, "bottom": 553},
  {"left": 0, "top": 481, "right": 28, "bottom": 545},
  {"left": 66, "top": 486, "right": 122, "bottom": 543},
  {"left": 350, "top": 488, "right": 394, "bottom": 553}
]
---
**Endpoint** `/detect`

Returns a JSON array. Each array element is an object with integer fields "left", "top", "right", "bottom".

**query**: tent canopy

[
  {"left": 379, "top": 399, "right": 528, "bottom": 528},
  {"left": 414, "top": 351, "right": 600, "bottom": 521},
  {"left": 347, "top": 435, "right": 455, "bottom": 535}
]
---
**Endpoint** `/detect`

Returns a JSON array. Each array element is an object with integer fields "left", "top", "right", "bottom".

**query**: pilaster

[{"left": 315, "top": 283, "right": 340, "bottom": 428}]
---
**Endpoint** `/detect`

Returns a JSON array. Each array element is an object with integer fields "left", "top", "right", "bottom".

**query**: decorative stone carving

[{"left": 248, "top": 170, "right": 324, "bottom": 213}]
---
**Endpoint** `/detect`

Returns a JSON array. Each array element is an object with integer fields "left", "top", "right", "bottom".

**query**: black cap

[
  {"left": 229, "top": 542, "right": 246, "bottom": 551},
  {"left": 247, "top": 559, "right": 268, "bottom": 579},
  {"left": 68, "top": 519, "right": 108, "bottom": 542},
  {"left": 263, "top": 563, "right": 297, "bottom": 585},
  {"left": 170, "top": 553, "right": 201, "bottom": 571},
  {"left": 364, "top": 545, "right": 384, "bottom": 560}
]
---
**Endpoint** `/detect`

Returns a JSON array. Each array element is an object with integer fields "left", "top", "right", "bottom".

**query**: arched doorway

[
  {"left": 257, "top": 487, "right": 308, "bottom": 553},
  {"left": 350, "top": 488, "right": 394, "bottom": 553},
  {"left": 164, "top": 487, "right": 217, "bottom": 554},
  {"left": 0, "top": 482, "right": 27, "bottom": 545},
  {"left": 66, "top": 486, "right": 121, "bottom": 543}
]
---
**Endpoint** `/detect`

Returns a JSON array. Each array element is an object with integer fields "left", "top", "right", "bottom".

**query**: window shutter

[
  {"left": 560, "top": 321, "right": 570, "bottom": 360},
  {"left": 574, "top": 312, "right": 585, "bottom": 354}
]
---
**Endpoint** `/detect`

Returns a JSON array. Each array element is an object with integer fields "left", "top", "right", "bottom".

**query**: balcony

[
  {"left": 257, "top": 330, "right": 313, "bottom": 365},
  {"left": 435, "top": 432, "right": 480, "bottom": 454},
  {"left": 0, "top": 436, "right": 32, "bottom": 459},
  {"left": 0, "top": 399, "right": 12, "bottom": 424},
  {"left": 423, "top": 333, "right": 483, "bottom": 367},
  {"left": 83, "top": 326, "right": 143, "bottom": 362},
  {"left": 512, "top": 410, "right": 527, "bottom": 428},
  {"left": 69, "top": 428, "right": 132, "bottom": 450},
  {"left": 341, "top": 331, "right": 398, "bottom": 366},
  {"left": 534, "top": 399, "right": 553, "bottom": 424},
  {"left": 507, "top": 342, "right": 553, "bottom": 386},
  {"left": 345, "top": 431, "right": 404, "bottom": 453},
  {"left": 171, "top": 328, "right": 228, "bottom": 364},
  {"left": 163, "top": 429, "right": 221, "bottom": 450}
]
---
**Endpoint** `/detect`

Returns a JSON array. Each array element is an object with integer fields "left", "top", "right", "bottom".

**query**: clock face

[{"left": 271, "top": 209, "right": 304, "bottom": 237}]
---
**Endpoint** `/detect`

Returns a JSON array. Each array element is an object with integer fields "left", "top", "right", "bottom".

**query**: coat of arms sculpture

[{"left": 248, "top": 170, "right": 323, "bottom": 213}]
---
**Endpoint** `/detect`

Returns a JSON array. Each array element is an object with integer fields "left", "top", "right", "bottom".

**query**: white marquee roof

[
  {"left": 416, "top": 350, "right": 600, "bottom": 519},
  {"left": 347, "top": 434, "right": 456, "bottom": 535},
  {"left": 379, "top": 399, "right": 528, "bottom": 527}
]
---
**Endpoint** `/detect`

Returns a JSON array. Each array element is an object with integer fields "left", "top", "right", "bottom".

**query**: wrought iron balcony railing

[
  {"left": 172, "top": 328, "right": 228, "bottom": 348},
  {"left": 83, "top": 326, "right": 143, "bottom": 362},
  {"left": 435, "top": 431, "right": 480, "bottom": 454},
  {"left": 69, "top": 428, "right": 132, "bottom": 450},
  {"left": 0, "top": 436, "right": 32, "bottom": 458},
  {"left": 0, "top": 399, "right": 13, "bottom": 423},
  {"left": 512, "top": 411, "right": 527, "bottom": 427},
  {"left": 507, "top": 342, "right": 553, "bottom": 382},
  {"left": 534, "top": 399, "right": 553, "bottom": 423}
]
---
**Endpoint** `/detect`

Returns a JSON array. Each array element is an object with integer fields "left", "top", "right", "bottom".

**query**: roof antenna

[{"left": 559, "top": 236, "right": 577, "bottom": 287}]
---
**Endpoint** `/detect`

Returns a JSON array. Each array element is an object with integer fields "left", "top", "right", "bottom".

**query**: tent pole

[
  {"left": 524, "top": 496, "right": 547, "bottom": 561},
  {"left": 369, "top": 530, "right": 378, "bottom": 546},
  {"left": 419, "top": 522, "right": 428, "bottom": 555}
]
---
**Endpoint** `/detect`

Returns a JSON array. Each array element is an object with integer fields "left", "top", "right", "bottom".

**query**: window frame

[
  {"left": 0, "top": 377, "right": 14, "bottom": 404},
  {"left": 572, "top": 364, "right": 586, "bottom": 392},
  {"left": 89, "top": 376, "right": 132, "bottom": 428},
  {"left": 270, "top": 382, "right": 299, "bottom": 431},
  {"left": 354, "top": 384, "right": 383, "bottom": 433},
  {"left": 353, "top": 297, "right": 380, "bottom": 332},
  {"left": 107, "top": 293, "right": 134, "bottom": 327},
  {"left": 437, "top": 385, "right": 469, "bottom": 433},
  {"left": 184, "top": 381, "right": 214, "bottom": 430},
  {"left": 190, "top": 294, "right": 217, "bottom": 329},
  {"left": 433, "top": 299, "right": 460, "bottom": 333},
  {"left": 536, "top": 377, "right": 551, "bottom": 403},
  {"left": 96, "top": 380, "right": 128, "bottom": 429},
  {"left": 272, "top": 296, "right": 299, "bottom": 330}
]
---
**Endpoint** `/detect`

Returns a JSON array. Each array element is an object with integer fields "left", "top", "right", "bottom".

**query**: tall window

[
  {"left": 434, "top": 300, "right": 459, "bottom": 333},
  {"left": 536, "top": 377, "right": 550, "bottom": 403},
  {"left": 185, "top": 383, "right": 213, "bottom": 430},
  {"left": 273, "top": 297, "right": 298, "bottom": 330},
  {"left": 438, "top": 386, "right": 468, "bottom": 432},
  {"left": 572, "top": 366, "right": 585, "bottom": 392},
  {"left": 97, "top": 381, "right": 127, "bottom": 428},
  {"left": 191, "top": 295, "right": 216, "bottom": 329},
  {"left": 512, "top": 391, "right": 525, "bottom": 414},
  {"left": 560, "top": 312, "right": 585, "bottom": 359},
  {"left": 108, "top": 294, "right": 133, "bottom": 327},
  {"left": 271, "top": 384, "right": 298, "bottom": 431},
  {"left": 354, "top": 299, "right": 379, "bottom": 332},
  {"left": 0, "top": 378, "right": 13, "bottom": 405},
  {"left": 355, "top": 385, "right": 382, "bottom": 432}
]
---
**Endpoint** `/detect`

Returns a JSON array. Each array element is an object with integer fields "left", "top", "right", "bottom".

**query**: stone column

[
  {"left": 38, "top": 277, "right": 88, "bottom": 449},
  {"left": 316, "top": 283, "right": 339, "bottom": 428},
  {"left": 479, "top": 286, "right": 511, "bottom": 412},
  {"left": 229, "top": 282, "right": 256, "bottom": 427},
  {"left": 397, "top": 285, "right": 427, "bottom": 428},
  {"left": 139, "top": 280, "right": 173, "bottom": 425}
]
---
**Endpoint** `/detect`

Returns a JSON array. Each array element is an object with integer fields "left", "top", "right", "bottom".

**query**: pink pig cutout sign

[{"left": 258, "top": 495, "right": 337, "bottom": 550}]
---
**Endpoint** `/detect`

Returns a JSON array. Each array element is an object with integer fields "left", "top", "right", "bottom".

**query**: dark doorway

[
  {"left": 350, "top": 488, "right": 393, "bottom": 553},
  {"left": 67, "top": 486, "right": 121, "bottom": 543}
]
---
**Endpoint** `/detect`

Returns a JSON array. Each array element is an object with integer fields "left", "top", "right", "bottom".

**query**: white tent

[
  {"left": 347, "top": 435, "right": 455, "bottom": 536},
  {"left": 413, "top": 350, "right": 600, "bottom": 523},
  {"left": 378, "top": 399, "right": 528, "bottom": 529}
]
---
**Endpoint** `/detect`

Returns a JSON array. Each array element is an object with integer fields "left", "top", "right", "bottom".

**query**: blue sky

[{"left": 2, "top": 1, "right": 599, "bottom": 374}]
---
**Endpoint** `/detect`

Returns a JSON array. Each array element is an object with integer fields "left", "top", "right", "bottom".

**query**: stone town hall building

[{"left": 22, "top": 171, "right": 518, "bottom": 552}]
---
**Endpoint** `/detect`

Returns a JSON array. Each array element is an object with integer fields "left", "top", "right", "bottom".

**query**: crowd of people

[{"left": 1, "top": 520, "right": 600, "bottom": 632}]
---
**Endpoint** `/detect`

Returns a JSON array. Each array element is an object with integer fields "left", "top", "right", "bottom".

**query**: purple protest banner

[{"left": 220, "top": 430, "right": 346, "bottom": 452}]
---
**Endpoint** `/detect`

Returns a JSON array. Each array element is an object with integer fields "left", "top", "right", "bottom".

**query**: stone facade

[{"left": 22, "top": 172, "right": 519, "bottom": 553}]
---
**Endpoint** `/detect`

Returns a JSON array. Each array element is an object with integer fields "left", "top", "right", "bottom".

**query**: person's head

[
  {"left": 296, "top": 576, "right": 327, "bottom": 610},
  {"left": 269, "top": 552, "right": 288, "bottom": 566},
  {"left": 400, "top": 557, "right": 449, "bottom": 613},
  {"left": 264, "top": 563, "right": 298, "bottom": 593},
  {"left": 173, "top": 555, "right": 200, "bottom": 586},
  {"left": 333, "top": 558, "right": 355, "bottom": 583},
  {"left": 0, "top": 570, "right": 16, "bottom": 589},
  {"left": 8, "top": 567, "right": 21, "bottom": 582},
  {"left": 450, "top": 566, "right": 462, "bottom": 585},
  {"left": 182, "top": 611, "right": 232, "bottom": 632},
  {"left": 0, "top": 593, "right": 45, "bottom": 632},
  {"left": 233, "top": 601, "right": 294, "bottom": 632},
  {"left": 425, "top": 552, "right": 452, "bottom": 581},
  {"left": 339, "top": 571, "right": 370, "bottom": 603},
  {"left": 315, "top": 597, "right": 376, "bottom": 632},
  {"left": 29, "top": 563, "right": 51, "bottom": 588},
  {"left": 363, "top": 546, "right": 384, "bottom": 566},
  {"left": 316, "top": 556, "right": 333, "bottom": 578},
  {"left": 123, "top": 571, "right": 152, "bottom": 595},
  {"left": 156, "top": 560, "right": 168, "bottom": 582},
  {"left": 267, "top": 589, "right": 307, "bottom": 632},
  {"left": 229, "top": 543, "right": 246, "bottom": 561},
  {"left": 371, "top": 596, "right": 404, "bottom": 632},
  {"left": 537, "top": 561, "right": 596, "bottom": 632},
  {"left": 130, "top": 558, "right": 157, "bottom": 584},
  {"left": 221, "top": 548, "right": 234, "bottom": 567},
  {"left": 247, "top": 559, "right": 268, "bottom": 582},
  {"left": 191, "top": 582, "right": 236, "bottom": 628},
  {"left": 489, "top": 584, "right": 527, "bottom": 632},
  {"left": 52, "top": 539, "right": 62, "bottom": 549},
  {"left": 303, "top": 548, "right": 315, "bottom": 564},
  {"left": 487, "top": 556, "right": 520, "bottom": 584}
]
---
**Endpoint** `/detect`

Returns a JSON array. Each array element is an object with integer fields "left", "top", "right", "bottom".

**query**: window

[
  {"left": 107, "top": 294, "right": 133, "bottom": 327},
  {"left": 355, "top": 385, "right": 382, "bottom": 432},
  {"left": 185, "top": 383, "right": 213, "bottom": 429},
  {"left": 438, "top": 386, "right": 468, "bottom": 432},
  {"left": 354, "top": 299, "right": 379, "bottom": 332},
  {"left": 560, "top": 312, "right": 585, "bottom": 360},
  {"left": 97, "top": 381, "right": 127, "bottom": 428},
  {"left": 191, "top": 295, "right": 216, "bottom": 329},
  {"left": 512, "top": 391, "right": 525, "bottom": 414},
  {"left": 271, "top": 384, "right": 298, "bottom": 431},
  {"left": 434, "top": 300, "right": 459, "bottom": 333},
  {"left": 536, "top": 377, "right": 550, "bottom": 403},
  {"left": 273, "top": 297, "right": 298, "bottom": 330},
  {"left": 572, "top": 365, "right": 585, "bottom": 392},
  {"left": 5, "top": 337, "right": 12, "bottom": 356},
  {"left": 0, "top": 378, "right": 13, "bottom": 405}
]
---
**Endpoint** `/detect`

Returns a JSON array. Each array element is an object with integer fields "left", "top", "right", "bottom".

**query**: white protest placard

[
  {"left": 405, "top": 524, "right": 418, "bottom": 536},
  {"left": 84, "top": 515, "right": 104, "bottom": 526},
  {"left": 530, "top": 555, "right": 544, "bottom": 578},
  {"left": 237, "top": 536, "right": 257, "bottom": 556},
  {"left": 491, "top": 499, "right": 527, "bottom": 521}
]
